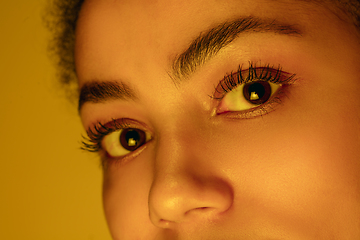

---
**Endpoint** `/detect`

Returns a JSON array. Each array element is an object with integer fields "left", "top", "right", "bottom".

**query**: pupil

[
  {"left": 243, "top": 81, "right": 271, "bottom": 105},
  {"left": 120, "top": 128, "right": 146, "bottom": 151}
]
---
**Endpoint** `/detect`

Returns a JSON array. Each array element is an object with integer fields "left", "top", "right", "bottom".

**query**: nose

[{"left": 148, "top": 132, "right": 233, "bottom": 228}]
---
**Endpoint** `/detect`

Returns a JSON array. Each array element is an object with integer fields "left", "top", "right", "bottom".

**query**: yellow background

[{"left": 0, "top": 0, "right": 112, "bottom": 239}]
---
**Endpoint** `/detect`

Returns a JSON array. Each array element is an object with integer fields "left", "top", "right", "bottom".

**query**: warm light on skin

[{"left": 76, "top": 0, "right": 360, "bottom": 239}]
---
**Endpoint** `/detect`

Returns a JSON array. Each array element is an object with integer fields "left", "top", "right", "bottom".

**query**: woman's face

[{"left": 76, "top": 0, "right": 360, "bottom": 239}]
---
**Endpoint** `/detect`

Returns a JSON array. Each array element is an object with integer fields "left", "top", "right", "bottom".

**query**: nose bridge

[
  {"left": 152, "top": 113, "right": 209, "bottom": 182},
  {"left": 148, "top": 118, "right": 233, "bottom": 228}
]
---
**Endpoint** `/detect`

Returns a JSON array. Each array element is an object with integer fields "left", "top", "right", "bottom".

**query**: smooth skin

[{"left": 76, "top": 0, "right": 360, "bottom": 239}]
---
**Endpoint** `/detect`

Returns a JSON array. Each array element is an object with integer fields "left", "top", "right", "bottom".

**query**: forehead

[{"left": 75, "top": 0, "right": 324, "bottom": 82}]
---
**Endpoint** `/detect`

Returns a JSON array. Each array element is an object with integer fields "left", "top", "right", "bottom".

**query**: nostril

[
  {"left": 157, "top": 219, "right": 174, "bottom": 228},
  {"left": 184, "top": 206, "right": 221, "bottom": 219},
  {"left": 187, "top": 207, "right": 210, "bottom": 214},
  {"left": 197, "top": 207, "right": 207, "bottom": 210}
]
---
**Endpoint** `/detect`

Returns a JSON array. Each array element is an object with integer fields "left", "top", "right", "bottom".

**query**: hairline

[{"left": 47, "top": 0, "right": 360, "bottom": 103}]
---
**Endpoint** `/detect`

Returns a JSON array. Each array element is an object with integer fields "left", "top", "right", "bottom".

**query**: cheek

[
  {"left": 253, "top": 78, "right": 360, "bottom": 233},
  {"left": 277, "top": 116, "right": 360, "bottom": 235},
  {"left": 213, "top": 74, "right": 360, "bottom": 236},
  {"left": 102, "top": 152, "right": 158, "bottom": 239}
]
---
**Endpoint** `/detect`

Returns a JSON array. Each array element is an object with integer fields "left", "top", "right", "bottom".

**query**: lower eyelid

[
  {"left": 217, "top": 86, "right": 288, "bottom": 119},
  {"left": 101, "top": 139, "right": 151, "bottom": 168}
]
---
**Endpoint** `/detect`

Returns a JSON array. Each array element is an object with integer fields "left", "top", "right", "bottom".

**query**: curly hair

[
  {"left": 46, "top": 0, "right": 360, "bottom": 102},
  {"left": 46, "top": 0, "right": 84, "bottom": 101}
]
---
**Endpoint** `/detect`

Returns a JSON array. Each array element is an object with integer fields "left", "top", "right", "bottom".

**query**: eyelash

[
  {"left": 81, "top": 62, "right": 296, "bottom": 153},
  {"left": 213, "top": 62, "right": 296, "bottom": 99},
  {"left": 212, "top": 62, "right": 296, "bottom": 118},
  {"left": 81, "top": 119, "right": 130, "bottom": 153}
]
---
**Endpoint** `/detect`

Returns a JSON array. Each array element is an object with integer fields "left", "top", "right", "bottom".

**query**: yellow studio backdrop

[{"left": 0, "top": 1, "right": 111, "bottom": 239}]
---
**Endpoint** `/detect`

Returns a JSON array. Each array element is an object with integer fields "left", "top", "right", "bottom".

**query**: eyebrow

[
  {"left": 171, "top": 16, "right": 301, "bottom": 81},
  {"left": 78, "top": 81, "right": 137, "bottom": 110},
  {"left": 78, "top": 16, "right": 302, "bottom": 110}
]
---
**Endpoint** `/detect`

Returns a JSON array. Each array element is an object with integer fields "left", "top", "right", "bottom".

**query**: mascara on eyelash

[
  {"left": 213, "top": 62, "right": 296, "bottom": 100},
  {"left": 81, "top": 119, "right": 130, "bottom": 153}
]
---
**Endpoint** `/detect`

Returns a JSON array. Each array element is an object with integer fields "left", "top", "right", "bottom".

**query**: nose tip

[{"left": 148, "top": 176, "right": 233, "bottom": 228}]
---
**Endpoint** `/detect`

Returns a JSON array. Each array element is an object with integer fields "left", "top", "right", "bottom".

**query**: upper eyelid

[
  {"left": 212, "top": 63, "right": 296, "bottom": 100},
  {"left": 87, "top": 119, "right": 129, "bottom": 140},
  {"left": 84, "top": 118, "right": 154, "bottom": 148}
]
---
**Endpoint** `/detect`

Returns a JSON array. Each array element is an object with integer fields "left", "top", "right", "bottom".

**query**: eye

[
  {"left": 102, "top": 128, "right": 151, "bottom": 158},
  {"left": 217, "top": 80, "right": 281, "bottom": 113},
  {"left": 243, "top": 81, "right": 274, "bottom": 104},
  {"left": 213, "top": 63, "right": 296, "bottom": 118}
]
